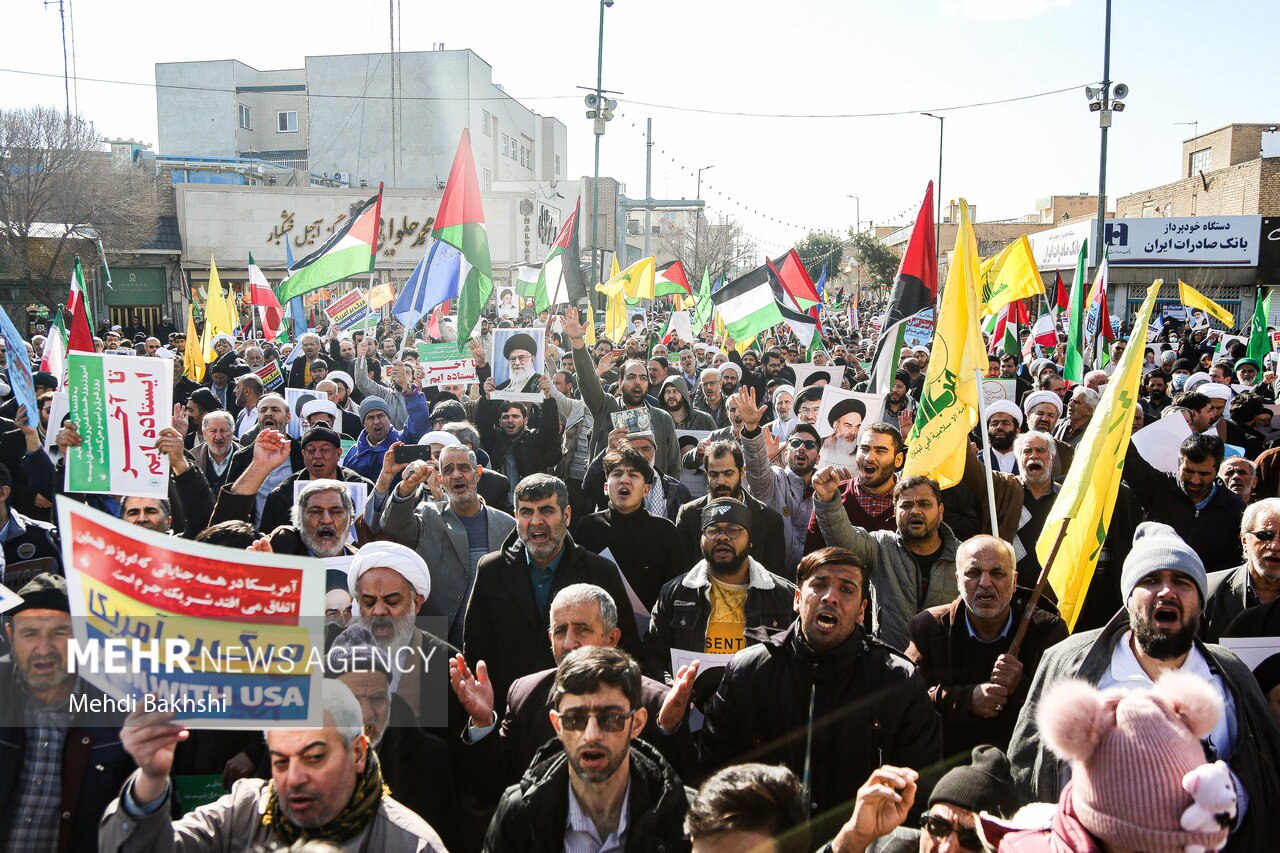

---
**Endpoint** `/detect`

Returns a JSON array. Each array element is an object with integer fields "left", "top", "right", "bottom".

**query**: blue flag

[
  {"left": 394, "top": 240, "right": 462, "bottom": 330},
  {"left": 814, "top": 265, "right": 828, "bottom": 299}
]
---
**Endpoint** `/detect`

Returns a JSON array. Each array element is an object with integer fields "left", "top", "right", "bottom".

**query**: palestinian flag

[
  {"left": 67, "top": 257, "right": 95, "bottom": 353},
  {"left": 248, "top": 252, "right": 283, "bottom": 341},
  {"left": 712, "top": 263, "right": 785, "bottom": 342},
  {"left": 1024, "top": 310, "right": 1058, "bottom": 357},
  {"left": 515, "top": 263, "right": 542, "bottom": 298},
  {"left": 1051, "top": 270, "right": 1070, "bottom": 317},
  {"left": 771, "top": 249, "right": 821, "bottom": 309},
  {"left": 1083, "top": 251, "right": 1115, "bottom": 369},
  {"left": 534, "top": 196, "right": 583, "bottom": 312},
  {"left": 653, "top": 260, "right": 691, "bottom": 298},
  {"left": 867, "top": 182, "right": 937, "bottom": 393},
  {"left": 766, "top": 258, "right": 820, "bottom": 349},
  {"left": 433, "top": 129, "right": 493, "bottom": 341},
  {"left": 277, "top": 190, "right": 381, "bottom": 303},
  {"left": 990, "top": 299, "right": 1030, "bottom": 357}
]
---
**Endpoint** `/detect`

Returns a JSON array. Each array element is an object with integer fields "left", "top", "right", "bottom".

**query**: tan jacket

[{"left": 99, "top": 773, "right": 446, "bottom": 853}]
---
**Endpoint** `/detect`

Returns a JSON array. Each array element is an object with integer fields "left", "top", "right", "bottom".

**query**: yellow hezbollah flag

[
  {"left": 1040, "top": 279, "right": 1163, "bottom": 630},
  {"left": 183, "top": 304, "right": 205, "bottom": 382},
  {"left": 595, "top": 255, "right": 627, "bottom": 343},
  {"left": 1178, "top": 280, "right": 1234, "bottom": 327},
  {"left": 200, "top": 258, "right": 238, "bottom": 364},
  {"left": 601, "top": 256, "right": 656, "bottom": 300},
  {"left": 978, "top": 235, "right": 1045, "bottom": 317},
  {"left": 902, "top": 199, "right": 985, "bottom": 489}
]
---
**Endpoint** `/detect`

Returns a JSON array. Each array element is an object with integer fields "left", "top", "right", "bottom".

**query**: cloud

[{"left": 941, "top": 0, "right": 1071, "bottom": 20}]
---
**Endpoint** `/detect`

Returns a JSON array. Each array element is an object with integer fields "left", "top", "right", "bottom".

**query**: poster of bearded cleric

[{"left": 489, "top": 326, "right": 545, "bottom": 403}]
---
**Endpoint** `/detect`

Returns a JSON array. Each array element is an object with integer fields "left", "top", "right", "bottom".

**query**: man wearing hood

[{"left": 659, "top": 375, "right": 716, "bottom": 431}]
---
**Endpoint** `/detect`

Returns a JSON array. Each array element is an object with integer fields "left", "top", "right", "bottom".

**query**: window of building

[
  {"left": 238, "top": 104, "right": 252, "bottom": 130},
  {"left": 277, "top": 110, "right": 298, "bottom": 133},
  {"left": 502, "top": 133, "right": 510, "bottom": 156},
  {"left": 555, "top": 154, "right": 561, "bottom": 176},
  {"left": 521, "top": 135, "right": 534, "bottom": 169},
  {"left": 483, "top": 168, "right": 492, "bottom": 192},
  {"left": 1189, "top": 147, "right": 1211, "bottom": 175},
  {"left": 482, "top": 110, "right": 492, "bottom": 136},
  {"left": 519, "top": 145, "right": 527, "bottom": 167}
]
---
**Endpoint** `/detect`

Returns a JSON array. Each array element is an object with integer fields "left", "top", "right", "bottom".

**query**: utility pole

[
  {"left": 44, "top": 0, "right": 71, "bottom": 132},
  {"left": 696, "top": 164, "right": 714, "bottom": 281},
  {"left": 921, "top": 113, "right": 944, "bottom": 272},
  {"left": 644, "top": 118, "right": 653, "bottom": 260},
  {"left": 587, "top": 0, "right": 616, "bottom": 306},
  {"left": 1095, "top": 0, "right": 1112, "bottom": 269}
]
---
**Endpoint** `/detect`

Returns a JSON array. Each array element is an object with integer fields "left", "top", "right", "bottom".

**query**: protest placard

[
  {"left": 981, "top": 378, "right": 1017, "bottom": 405},
  {"left": 65, "top": 353, "right": 173, "bottom": 499},
  {"left": 0, "top": 304, "right": 36, "bottom": 417},
  {"left": 45, "top": 390, "right": 69, "bottom": 452},
  {"left": 60, "top": 501, "right": 326, "bottom": 726},
  {"left": 490, "top": 326, "right": 545, "bottom": 402},
  {"left": 254, "top": 359, "right": 285, "bottom": 392},
  {"left": 295, "top": 480, "right": 367, "bottom": 543},
  {"left": 790, "top": 363, "right": 838, "bottom": 389},
  {"left": 415, "top": 341, "right": 477, "bottom": 387},
  {"left": 324, "top": 289, "right": 371, "bottom": 332}
]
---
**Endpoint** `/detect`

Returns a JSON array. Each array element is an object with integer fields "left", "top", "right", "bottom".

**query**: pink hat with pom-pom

[{"left": 1038, "top": 671, "right": 1230, "bottom": 853}]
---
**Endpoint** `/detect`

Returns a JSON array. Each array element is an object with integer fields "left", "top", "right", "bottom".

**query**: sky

[{"left": 5, "top": 0, "right": 1279, "bottom": 257}]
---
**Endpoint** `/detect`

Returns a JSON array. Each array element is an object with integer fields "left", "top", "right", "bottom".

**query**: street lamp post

[
  {"left": 847, "top": 194, "right": 860, "bottom": 305},
  {"left": 695, "top": 164, "right": 714, "bottom": 280},
  {"left": 1084, "top": 0, "right": 1127, "bottom": 269},
  {"left": 921, "top": 113, "right": 944, "bottom": 272},
  {"left": 588, "top": 0, "right": 615, "bottom": 308}
]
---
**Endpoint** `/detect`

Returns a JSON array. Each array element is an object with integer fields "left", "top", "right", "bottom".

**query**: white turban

[
  {"left": 348, "top": 541, "right": 431, "bottom": 600},
  {"left": 773, "top": 384, "right": 796, "bottom": 403},
  {"left": 1200, "top": 382, "right": 1233, "bottom": 401},
  {"left": 984, "top": 399, "right": 1024, "bottom": 426},
  {"left": 212, "top": 333, "right": 235, "bottom": 348},
  {"left": 1022, "top": 390, "right": 1064, "bottom": 417},
  {"left": 301, "top": 399, "right": 340, "bottom": 422},
  {"left": 719, "top": 362, "right": 742, "bottom": 379},
  {"left": 417, "top": 430, "right": 462, "bottom": 448},
  {"left": 327, "top": 370, "right": 355, "bottom": 390},
  {"left": 1185, "top": 372, "right": 1211, "bottom": 392}
]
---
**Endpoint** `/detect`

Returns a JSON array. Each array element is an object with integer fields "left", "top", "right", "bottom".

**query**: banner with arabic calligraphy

[
  {"left": 65, "top": 353, "right": 173, "bottom": 499},
  {"left": 60, "top": 501, "right": 326, "bottom": 726},
  {"left": 415, "top": 341, "right": 477, "bottom": 386}
]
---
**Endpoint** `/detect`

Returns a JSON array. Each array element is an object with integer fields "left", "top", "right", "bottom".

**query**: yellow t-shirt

[{"left": 704, "top": 577, "right": 749, "bottom": 655}]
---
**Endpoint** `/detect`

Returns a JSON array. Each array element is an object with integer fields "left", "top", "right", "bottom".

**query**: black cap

[
  {"left": 32, "top": 371, "right": 59, "bottom": 390},
  {"left": 8, "top": 573, "right": 70, "bottom": 618},
  {"left": 796, "top": 387, "right": 824, "bottom": 405},
  {"left": 301, "top": 425, "right": 343, "bottom": 450},
  {"left": 929, "top": 745, "right": 1021, "bottom": 818},
  {"left": 503, "top": 333, "right": 537, "bottom": 359},
  {"left": 700, "top": 497, "right": 752, "bottom": 531},
  {"left": 802, "top": 370, "right": 832, "bottom": 387}
]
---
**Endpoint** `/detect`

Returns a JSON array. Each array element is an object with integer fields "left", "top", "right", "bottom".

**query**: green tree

[
  {"left": 849, "top": 231, "right": 899, "bottom": 290},
  {"left": 794, "top": 230, "right": 844, "bottom": 282}
]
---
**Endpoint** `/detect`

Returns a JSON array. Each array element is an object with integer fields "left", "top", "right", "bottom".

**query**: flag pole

[
  {"left": 972, "top": 367, "right": 1000, "bottom": 537},
  {"left": 1008, "top": 520, "right": 1072, "bottom": 659}
]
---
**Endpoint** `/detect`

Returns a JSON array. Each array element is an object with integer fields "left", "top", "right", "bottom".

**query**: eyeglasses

[
  {"left": 705, "top": 524, "right": 746, "bottom": 541},
  {"left": 788, "top": 438, "right": 817, "bottom": 450},
  {"left": 556, "top": 709, "right": 635, "bottom": 732},
  {"left": 1247, "top": 529, "right": 1278, "bottom": 543},
  {"left": 919, "top": 813, "right": 981, "bottom": 850}
]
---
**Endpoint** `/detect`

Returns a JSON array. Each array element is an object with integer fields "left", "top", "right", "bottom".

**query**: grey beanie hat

[{"left": 1120, "top": 522, "right": 1207, "bottom": 605}]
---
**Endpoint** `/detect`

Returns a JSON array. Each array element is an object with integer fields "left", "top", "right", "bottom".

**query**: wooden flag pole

[{"left": 1007, "top": 519, "right": 1072, "bottom": 659}]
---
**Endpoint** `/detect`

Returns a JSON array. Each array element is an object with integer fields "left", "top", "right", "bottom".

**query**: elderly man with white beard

[
  {"left": 494, "top": 332, "right": 541, "bottom": 393},
  {"left": 348, "top": 541, "right": 459, "bottom": 732}
]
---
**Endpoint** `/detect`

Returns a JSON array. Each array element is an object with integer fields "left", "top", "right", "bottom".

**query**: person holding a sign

[
  {"left": 477, "top": 381, "right": 563, "bottom": 507},
  {"left": 102, "top": 680, "right": 447, "bottom": 852},
  {"left": 286, "top": 331, "right": 330, "bottom": 389},
  {"left": 1203, "top": 498, "right": 1280, "bottom": 641},
  {"left": 259, "top": 425, "right": 372, "bottom": 536},
  {"left": 699, "top": 546, "right": 942, "bottom": 835}
]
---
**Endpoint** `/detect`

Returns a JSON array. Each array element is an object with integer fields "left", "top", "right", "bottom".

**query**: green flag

[
  {"left": 1247, "top": 288, "right": 1272, "bottom": 363},
  {"left": 1063, "top": 239, "right": 1089, "bottom": 383},
  {"left": 692, "top": 269, "right": 713, "bottom": 335}
]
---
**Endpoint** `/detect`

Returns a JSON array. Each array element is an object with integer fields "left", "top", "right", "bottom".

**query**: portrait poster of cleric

[
  {"left": 816, "top": 386, "right": 885, "bottom": 468},
  {"left": 489, "top": 326, "right": 545, "bottom": 402}
]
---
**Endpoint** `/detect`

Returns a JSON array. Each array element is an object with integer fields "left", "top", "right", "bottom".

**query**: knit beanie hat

[
  {"left": 359, "top": 396, "right": 391, "bottom": 420},
  {"left": 928, "top": 745, "right": 1020, "bottom": 818},
  {"left": 430, "top": 399, "right": 467, "bottom": 425},
  {"left": 1039, "top": 673, "right": 1230, "bottom": 853},
  {"left": 1120, "top": 522, "right": 1208, "bottom": 605},
  {"left": 7, "top": 573, "right": 70, "bottom": 618}
]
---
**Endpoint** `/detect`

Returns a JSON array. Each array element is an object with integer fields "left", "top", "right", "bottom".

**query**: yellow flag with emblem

[
  {"left": 183, "top": 304, "right": 205, "bottom": 382},
  {"left": 1040, "top": 279, "right": 1163, "bottom": 630},
  {"left": 1178, "top": 280, "right": 1234, "bottom": 327},
  {"left": 595, "top": 254, "right": 628, "bottom": 343},
  {"left": 902, "top": 199, "right": 985, "bottom": 489},
  {"left": 978, "top": 234, "right": 1045, "bottom": 317},
  {"left": 200, "top": 258, "right": 238, "bottom": 364}
]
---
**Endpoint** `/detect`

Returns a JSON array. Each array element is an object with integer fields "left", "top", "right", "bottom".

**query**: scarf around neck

[{"left": 262, "top": 746, "right": 389, "bottom": 845}]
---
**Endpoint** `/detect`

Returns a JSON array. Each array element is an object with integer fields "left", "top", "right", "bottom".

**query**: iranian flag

[
  {"left": 248, "top": 252, "right": 283, "bottom": 341},
  {"left": 534, "top": 196, "right": 583, "bottom": 313},
  {"left": 712, "top": 263, "right": 785, "bottom": 342},
  {"left": 276, "top": 189, "right": 383, "bottom": 304},
  {"left": 654, "top": 260, "right": 691, "bottom": 298},
  {"left": 659, "top": 309, "right": 693, "bottom": 346},
  {"left": 433, "top": 129, "right": 493, "bottom": 342},
  {"left": 990, "top": 299, "right": 1030, "bottom": 357},
  {"left": 67, "top": 257, "right": 95, "bottom": 353},
  {"left": 40, "top": 308, "right": 68, "bottom": 380}
]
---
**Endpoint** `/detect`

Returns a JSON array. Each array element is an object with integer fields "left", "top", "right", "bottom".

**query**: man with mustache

[
  {"left": 673, "top": 440, "right": 787, "bottom": 578},
  {"left": 1009, "top": 521, "right": 1280, "bottom": 852},
  {"left": 905, "top": 535, "right": 1067, "bottom": 756},
  {"left": 700, "top": 546, "right": 941, "bottom": 841},
  {"left": 103, "top": 680, "right": 445, "bottom": 852},
  {"left": 484, "top": 647, "right": 690, "bottom": 851},
  {"left": 224, "top": 394, "right": 302, "bottom": 518},
  {"left": 493, "top": 332, "right": 541, "bottom": 394},
  {"left": 805, "top": 423, "right": 904, "bottom": 552},
  {"left": 1203, "top": 498, "right": 1280, "bottom": 641},
  {"left": 983, "top": 400, "right": 1022, "bottom": 474},
  {"left": 256, "top": 424, "right": 372, "bottom": 535}
]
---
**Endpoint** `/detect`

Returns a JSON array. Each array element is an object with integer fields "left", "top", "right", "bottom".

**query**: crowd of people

[{"left": 2, "top": 295, "right": 1280, "bottom": 853}]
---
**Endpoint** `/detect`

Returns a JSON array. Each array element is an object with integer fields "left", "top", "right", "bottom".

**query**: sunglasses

[
  {"left": 788, "top": 438, "right": 817, "bottom": 450},
  {"left": 556, "top": 709, "right": 635, "bottom": 732},
  {"left": 1247, "top": 529, "right": 1278, "bottom": 543},
  {"left": 920, "top": 813, "right": 981, "bottom": 850}
]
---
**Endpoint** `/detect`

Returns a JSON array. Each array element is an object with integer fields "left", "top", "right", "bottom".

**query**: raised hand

[
  {"left": 812, "top": 465, "right": 852, "bottom": 504},
  {"left": 155, "top": 427, "right": 189, "bottom": 474},
  {"left": 56, "top": 420, "right": 82, "bottom": 453},
  {"left": 561, "top": 307, "right": 586, "bottom": 345},
  {"left": 830, "top": 766, "right": 919, "bottom": 853},
  {"left": 120, "top": 707, "right": 189, "bottom": 805},
  {"left": 657, "top": 660, "right": 699, "bottom": 732},
  {"left": 172, "top": 403, "right": 190, "bottom": 438},
  {"left": 449, "top": 653, "right": 495, "bottom": 728},
  {"left": 397, "top": 458, "right": 434, "bottom": 498},
  {"left": 735, "top": 386, "right": 764, "bottom": 431},
  {"left": 251, "top": 429, "right": 292, "bottom": 470}
]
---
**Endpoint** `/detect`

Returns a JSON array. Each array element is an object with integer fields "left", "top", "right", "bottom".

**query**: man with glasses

[
  {"left": 1204, "top": 497, "right": 1280, "bottom": 641},
  {"left": 734, "top": 386, "right": 821, "bottom": 577},
  {"left": 374, "top": 442, "right": 515, "bottom": 648},
  {"left": 827, "top": 747, "right": 1020, "bottom": 853},
  {"left": 484, "top": 646, "right": 690, "bottom": 851},
  {"left": 647, "top": 497, "right": 795, "bottom": 681},
  {"left": 694, "top": 367, "right": 729, "bottom": 429}
]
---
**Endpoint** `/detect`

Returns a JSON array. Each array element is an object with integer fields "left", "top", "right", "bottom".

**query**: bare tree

[
  {"left": 657, "top": 213, "right": 757, "bottom": 285},
  {"left": 0, "top": 106, "right": 162, "bottom": 308}
]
